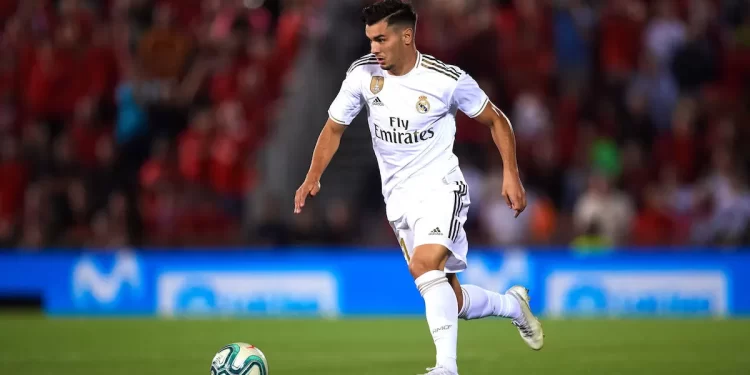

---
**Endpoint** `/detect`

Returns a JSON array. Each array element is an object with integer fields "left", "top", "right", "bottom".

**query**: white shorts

[{"left": 388, "top": 174, "right": 471, "bottom": 273}]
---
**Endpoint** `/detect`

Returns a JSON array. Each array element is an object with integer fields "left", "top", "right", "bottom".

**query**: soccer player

[{"left": 294, "top": 1, "right": 544, "bottom": 373}]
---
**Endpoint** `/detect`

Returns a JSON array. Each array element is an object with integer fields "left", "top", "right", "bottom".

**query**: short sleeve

[
  {"left": 452, "top": 73, "right": 490, "bottom": 118},
  {"left": 328, "top": 71, "right": 364, "bottom": 125}
]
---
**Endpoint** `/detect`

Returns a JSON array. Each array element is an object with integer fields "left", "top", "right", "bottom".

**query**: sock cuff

[
  {"left": 458, "top": 286, "right": 470, "bottom": 319},
  {"left": 415, "top": 270, "right": 448, "bottom": 296}
]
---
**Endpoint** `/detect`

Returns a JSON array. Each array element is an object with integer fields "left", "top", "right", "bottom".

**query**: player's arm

[
  {"left": 294, "top": 69, "right": 364, "bottom": 214},
  {"left": 453, "top": 73, "right": 527, "bottom": 217},
  {"left": 473, "top": 103, "right": 527, "bottom": 217},
  {"left": 306, "top": 118, "right": 347, "bottom": 182},
  {"left": 474, "top": 103, "right": 520, "bottom": 176},
  {"left": 294, "top": 119, "right": 347, "bottom": 214}
]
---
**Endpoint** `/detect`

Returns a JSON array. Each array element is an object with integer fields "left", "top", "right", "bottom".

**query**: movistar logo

[{"left": 72, "top": 251, "right": 142, "bottom": 306}]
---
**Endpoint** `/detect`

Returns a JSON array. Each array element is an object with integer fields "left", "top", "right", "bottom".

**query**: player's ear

[{"left": 402, "top": 27, "right": 413, "bottom": 45}]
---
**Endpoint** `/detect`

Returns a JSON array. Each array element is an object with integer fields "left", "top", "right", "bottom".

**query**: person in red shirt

[
  {"left": 178, "top": 108, "right": 213, "bottom": 186},
  {"left": 632, "top": 185, "right": 677, "bottom": 246},
  {"left": 0, "top": 137, "right": 28, "bottom": 242}
]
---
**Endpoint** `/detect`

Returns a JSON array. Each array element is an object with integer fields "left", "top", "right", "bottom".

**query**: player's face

[{"left": 365, "top": 21, "right": 404, "bottom": 71}]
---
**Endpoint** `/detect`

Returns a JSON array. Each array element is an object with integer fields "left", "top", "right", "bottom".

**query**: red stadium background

[{"left": 0, "top": 0, "right": 748, "bottom": 251}]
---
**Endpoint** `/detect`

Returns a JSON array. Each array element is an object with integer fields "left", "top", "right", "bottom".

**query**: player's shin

[
  {"left": 414, "top": 269, "right": 459, "bottom": 373},
  {"left": 458, "top": 284, "right": 522, "bottom": 320}
]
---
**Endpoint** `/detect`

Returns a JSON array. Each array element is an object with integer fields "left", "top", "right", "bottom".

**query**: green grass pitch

[{"left": 1, "top": 314, "right": 749, "bottom": 374}]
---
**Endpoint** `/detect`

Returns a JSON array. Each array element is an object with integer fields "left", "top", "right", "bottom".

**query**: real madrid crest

[
  {"left": 416, "top": 95, "right": 430, "bottom": 114},
  {"left": 370, "top": 76, "right": 384, "bottom": 94}
]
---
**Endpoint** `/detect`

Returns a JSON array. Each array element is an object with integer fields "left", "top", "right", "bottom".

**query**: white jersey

[{"left": 328, "top": 52, "right": 489, "bottom": 218}]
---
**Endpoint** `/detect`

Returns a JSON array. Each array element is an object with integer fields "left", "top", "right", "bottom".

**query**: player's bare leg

[
  {"left": 447, "top": 273, "right": 545, "bottom": 351},
  {"left": 410, "top": 243, "right": 459, "bottom": 375}
]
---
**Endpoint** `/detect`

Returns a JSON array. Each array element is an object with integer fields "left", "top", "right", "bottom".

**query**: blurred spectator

[
  {"left": 115, "top": 66, "right": 148, "bottom": 147},
  {"left": 670, "top": 4, "right": 720, "bottom": 94},
  {"left": 254, "top": 193, "right": 290, "bottom": 246},
  {"left": 599, "top": 0, "right": 646, "bottom": 84},
  {"left": 553, "top": 0, "right": 594, "bottom": 84},
  {"left": 178, "top": 107, "right": 213, "bottom": 186},
  {"left": 210, "top": 100, "right": 253, "bottom": 205},
  {"left": 137, "top": 2, "right": 192, "bottom": 81},
  {"left": 0, "top": 137, "right": 26, "bottom": 245},
  {"left": 479, "top": 170, "right": 534, "bottom": 245},
  {"left": 631, "top": 184, "right": 677, "bottom": 246},
  {"left": 644, "top": 0, "right": 686, "bottom": 70},
  {"left": 653, "top": 98, "right": 699, "bottom": 183},
  {"left": 573, "top": 171, "right": 635, "bottom": 246},
  {"left": 60, "top": 178, "right": 91, "bottom": 246},
  {"left": 321, "top": 198, "right": 358, "bottom": 245},
  {"left": 620, "top": 87, "right": 655, "bottom": 149},
  {"left": 692, "top": 150, "right": 750, "bottom": 245},
  {"left": 571, "top": 222, "right": 612, "bottom": 254},
  {"left": 628, "top": 52, "right": 679, "bottom": 132},
  {"left": 619, "top": 140, "right": 650, "bottom": 204}
]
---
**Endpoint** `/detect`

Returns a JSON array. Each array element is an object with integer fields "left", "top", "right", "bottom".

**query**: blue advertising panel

[
  {"left": 0, "top": 249, "right": 748, "bottom": 317},
  {"left": 533, "top": 252, "right": 739, "bottom": 318}
]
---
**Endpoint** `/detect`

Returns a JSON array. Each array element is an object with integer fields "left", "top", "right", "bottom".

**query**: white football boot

[
  {"left": 418, "top": 366, "right": 457, "bottom": 375},
  {"left": 506, "top": 285, "right": 544, "bottom": 350}
]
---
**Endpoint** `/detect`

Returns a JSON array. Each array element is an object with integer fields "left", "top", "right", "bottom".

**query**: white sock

[
  {"left": 458, "top": 284, "right": 522, "bottom": 321},
  {"left": 415, "top": 270, "right": 458, "bottom": 373}
]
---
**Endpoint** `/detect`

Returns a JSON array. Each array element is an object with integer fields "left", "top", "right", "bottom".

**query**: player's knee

[
  {"left": 408, "top": 244, "right": 449, "bottom": 279},
  {"left": 408, "top": 259, "right": 432, "bottom": 279}
]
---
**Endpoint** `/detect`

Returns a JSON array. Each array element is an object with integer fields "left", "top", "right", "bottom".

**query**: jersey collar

[{"left": 384, "top": 51, "right": 422, "bottom": 78}]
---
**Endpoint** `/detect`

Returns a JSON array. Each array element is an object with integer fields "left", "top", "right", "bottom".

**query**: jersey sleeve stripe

[
  {"left": 347, "top": 54, "right": 376, "bottom": 73},
  {"left": 328, "top": 111, "right": 349, "bottom": 125},
  {"left": 347, "top": 59, "right": 378, "bottom": 74},
  {"left": 420, "top": 62, "right": 460, "bottom": 80},
  {"left": 467, "top": 97, "right": 489, "bottom": 118},
  {"left": 421, "top": 59, "right": 460, "bottom": 79},
  {"left": 422, "top": 55, "right": 460, "bottom": 76},
  {"left": 350, "top": 54, "right": 375, "bottom": 65}
]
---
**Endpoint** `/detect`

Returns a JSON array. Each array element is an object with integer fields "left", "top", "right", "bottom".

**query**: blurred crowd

[
  {"left": 0, "top": 0, "right": 749, "bottom": 250},
  {"left": 0, "top": 0, "right": 316, "bottom": 248},
  {"left": 416, "top": 0, "right": 750, "bottom": 249}
]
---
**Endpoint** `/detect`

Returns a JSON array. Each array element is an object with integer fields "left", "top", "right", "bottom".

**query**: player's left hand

[{"left": 502, "top": 172, "right": 527, "bottom": 218}]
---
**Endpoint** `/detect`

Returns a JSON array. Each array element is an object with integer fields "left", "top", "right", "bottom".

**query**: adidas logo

[
  {"left": 429, "top": 227, "right": 442, "bottom": 236},
  {"left": 373, "top": 97, "right": 384, "bottom": 106}
]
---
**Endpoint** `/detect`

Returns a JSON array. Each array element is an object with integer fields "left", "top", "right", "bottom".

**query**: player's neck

[{"left": 388, "top": 49, "right": 418, "bottom": 76}]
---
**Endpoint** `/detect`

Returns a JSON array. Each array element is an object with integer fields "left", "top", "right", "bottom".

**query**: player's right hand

[{"left": 294, "top": 178, "right": 321, "bottom": 214}]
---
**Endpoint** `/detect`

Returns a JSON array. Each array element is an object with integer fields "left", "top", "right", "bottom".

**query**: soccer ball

[{"left": 211, "top": 342, "right": 268, "bottom": 375}]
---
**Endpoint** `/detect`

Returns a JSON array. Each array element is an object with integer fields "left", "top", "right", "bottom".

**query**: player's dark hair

[{"left": 361, "top": 0, "right": 417, "bottom": 29}]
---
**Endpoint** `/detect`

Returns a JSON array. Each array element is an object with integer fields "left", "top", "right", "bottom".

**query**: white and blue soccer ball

[{"left": 211, "top": 342, "right": 268, "bottom": 375}]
